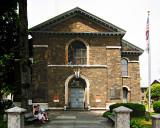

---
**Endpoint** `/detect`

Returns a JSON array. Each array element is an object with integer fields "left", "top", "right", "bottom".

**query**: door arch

[
  {"left": 123, "top": 87, "right": 128, "bottom": 103},
  {"left": 65, "top": 74, "right": 90, "bottom": 107}
]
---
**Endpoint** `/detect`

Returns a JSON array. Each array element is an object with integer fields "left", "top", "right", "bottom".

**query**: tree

[
  {"left": 146, "top": 83, "right": 160, "bottom": 100},
  {"left": 18, "top": 0, "right": 32, "bottom": 112},
  {"left": 0, "top": 0, "right": 32, "bottom": 112},
  {"left": 0, "top": 0, "right": 18, "bottom": 100}
]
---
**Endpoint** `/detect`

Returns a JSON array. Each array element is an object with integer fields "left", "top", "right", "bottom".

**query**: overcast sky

[{"left": 27, "top": 0, "right": 160, "bottom": 86}]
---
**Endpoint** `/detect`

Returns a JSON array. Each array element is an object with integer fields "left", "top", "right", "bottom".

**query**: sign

[
  {"left": 96, "top": 95, "right": 101, "bottom": 102},
  {"left": 110, "top": 86, "right": 121, "bottom": 100},
  {"left": 53, "top": 95, "right": 59, "bottom": 102},
  {"left": 28, "top": 99, "right": 32, "bottom": 105}
]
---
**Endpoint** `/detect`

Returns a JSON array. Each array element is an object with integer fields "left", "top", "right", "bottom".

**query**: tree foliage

[
  {"left": 0, "top": 0, "right": 18, "bottom": 99},
  {"left": 146, "top": 83, "right": 160, "bottom": 100},
  {"left": 0, "top": 0, "right": 18, "bottom": 54}
]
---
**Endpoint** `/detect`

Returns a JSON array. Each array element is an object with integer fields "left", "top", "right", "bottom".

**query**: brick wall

[{"left": 31, "top": 15, "right": 141, "bottom": 108}]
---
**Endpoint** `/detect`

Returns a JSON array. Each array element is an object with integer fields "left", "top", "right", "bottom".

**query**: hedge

[
  {"left": 103, "top": 111, "right": 114, "bottom": 118},
  {"left": 109, "top": 103, "right": 146, "bottom": 117},
  {"left": 153, "top": 101, "right": 160, "bottom": 113}
]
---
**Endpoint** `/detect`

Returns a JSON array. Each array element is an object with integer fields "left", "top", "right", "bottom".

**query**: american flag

[
  {"left": 146, "top": 16, "right": 149, "bottom": 40},
  {"left": 146, "top": 12, "right": 150, "bottom": 53}
]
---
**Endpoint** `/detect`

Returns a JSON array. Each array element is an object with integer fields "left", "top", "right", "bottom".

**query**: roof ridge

[{"left": 30, "top": 7, "right": 126, "bottom": 33}]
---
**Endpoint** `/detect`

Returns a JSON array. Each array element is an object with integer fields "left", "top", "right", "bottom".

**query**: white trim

[
  {"left": 129, "top": 61, "right": 139, "bottom": 63},
  {"left": 90, "top": 107, "right": 106, "bottom": 110},
  {"left": 123, "top": 85, "right": 131, "bottom": 91},
  {"left": 106, "top": 46, "right": 121, "bottom": 49},
  {"left": 121, "top": 57, "right": 139, "bottom": 63},
  {"left": 121, "top": 57, "right": 129, "bottom": 62},
  {"left": 33, "top": 45, "right": 48, "bottom": 48},
  {"left": 48, "top": 65, "right": 107, "bottom": 68}
]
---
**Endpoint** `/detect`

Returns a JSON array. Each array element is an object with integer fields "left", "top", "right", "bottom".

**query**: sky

[{"left": 27, "top": 0, "right": 160, "bottom": 87}]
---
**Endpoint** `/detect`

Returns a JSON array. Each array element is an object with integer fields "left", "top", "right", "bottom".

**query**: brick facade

[{"left": 30, "top": 8, "right": 143, "bottom": 109}]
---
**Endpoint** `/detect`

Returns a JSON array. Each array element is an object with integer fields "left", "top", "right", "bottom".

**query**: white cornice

[
  {"left": 33, "top": 45, "right": 48, "bottom": 48},
  {"left": 106, "top": 46, "right": 121, "bottom": 49}
]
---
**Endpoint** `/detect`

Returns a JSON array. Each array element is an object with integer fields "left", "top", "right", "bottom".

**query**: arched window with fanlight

[
  {"left": 121, "top": 58, "right": 128, "bottom": 76},
  {"left": 68, "top": 41, "right": 87, "bottom": 65}
]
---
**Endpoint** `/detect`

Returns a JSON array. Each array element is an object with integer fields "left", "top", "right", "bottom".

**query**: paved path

[{"left": 25, "top": 110, "right": 113, "bottom": 128}]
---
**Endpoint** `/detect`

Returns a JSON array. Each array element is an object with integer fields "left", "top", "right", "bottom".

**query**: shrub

[
  {"left": 153, "top": 101, "right": 160, "bottom": 113},
  {"left": 103, "top": 111, "right": 114, "bottom": 118},
  {"left": 109, "top": 103, "right": 146, "bottom": 117},
  {"left": 130, "top": 119, "right": 146, "bottom": 128}
]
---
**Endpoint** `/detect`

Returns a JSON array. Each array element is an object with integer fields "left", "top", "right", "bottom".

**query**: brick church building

[{"left": 30, "top": 7, "right": 143, "bottom": 110}]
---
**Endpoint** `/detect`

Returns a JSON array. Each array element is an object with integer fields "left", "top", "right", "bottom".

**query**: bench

[
  {"left": 108, "top": 115, "right": 115, "bottom": 126},
  {"left": 25, "top": 112, "right": 38, "bottom": 126}
]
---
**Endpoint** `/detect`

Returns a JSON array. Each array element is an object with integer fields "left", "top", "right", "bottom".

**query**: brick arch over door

[
  {"left": 64, "top": 74, "right": 90, "bottom": 106},
  {"left": 65, "top": 37, "right": 89, "bottom": 65}
]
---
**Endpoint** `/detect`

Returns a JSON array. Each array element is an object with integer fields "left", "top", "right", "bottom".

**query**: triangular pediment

[
  {"left": 30, "top": 7, "right": 126, "bottom": 33},
  {"left": 121, "top": 39, "right": 144, "bottom": 55}
]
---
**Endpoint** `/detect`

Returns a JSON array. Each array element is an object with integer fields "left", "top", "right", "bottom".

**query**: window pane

[
  {"left": 70, "top": 78, "right": 86, "bottom": 86},
  {"left": 68, "top": 41, "right": 87, "bottom": 65},
  {"left": 121, "top": 59, "right": 128, "bottom": 76},
  {"left": 122, "top": 59, "right": 127, "bottom": 64}
]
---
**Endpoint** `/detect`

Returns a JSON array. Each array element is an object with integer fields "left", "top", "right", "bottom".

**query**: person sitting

[
  {"left": 33, "top": 105, "right": 46, "bottom": 123},
  {"left": 37, "top": 104, "right": 49, "bottom": 120},
  {"left": 41, "top": 107, "right": 49, "bottom": 120}
]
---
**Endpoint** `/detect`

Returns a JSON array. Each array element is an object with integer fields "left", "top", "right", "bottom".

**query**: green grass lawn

[
  {"left": 131, "top": 116, "right": 152, "bottom": 128},
  {"left": 131, "top": 112, "right": 160, "bottom": 128}
]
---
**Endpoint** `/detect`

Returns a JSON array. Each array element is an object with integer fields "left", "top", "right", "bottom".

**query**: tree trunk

[{"left": 18, "top": 0, "right": 32, "bottom": 112}]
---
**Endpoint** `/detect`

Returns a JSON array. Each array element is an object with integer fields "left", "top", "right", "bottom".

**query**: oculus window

[
  {"left": 68, "top": 41, "right": 87, "bottom": 65},
  {"left": 121, "top": 58, "right": 128, "bottom": 76}
]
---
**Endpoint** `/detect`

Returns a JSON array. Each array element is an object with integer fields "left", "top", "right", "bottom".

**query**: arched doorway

[
  {"left": 123, "top": 87, "right": 128, "bottom": 103},
  {"left": 69, "top": 78, "right": 86, "bottom": 108},
  {"left": 65, "top": 74, "right": 90, "bottom": 108}
]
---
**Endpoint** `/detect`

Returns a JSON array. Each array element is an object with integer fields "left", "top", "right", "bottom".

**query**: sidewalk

[{"left": 25, "top": 110, "right": 113, "bottom": 128}]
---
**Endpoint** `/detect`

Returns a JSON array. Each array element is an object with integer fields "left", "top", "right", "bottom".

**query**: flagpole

[
  {"left": 148, "top": 38, "right": 151, "bottom": 113},
  {"left": 147, "top": 11, "right": 151, "bottom": 113}
]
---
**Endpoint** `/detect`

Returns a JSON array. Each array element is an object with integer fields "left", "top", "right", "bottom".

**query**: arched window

[
  {"left": 69, "top": 78, "right": 86, "bottom": 87},
  {"left": 68, "top": 41, "right": 87, "bottom": 65},
  {"left": 121, "top": 58, "right": 128, "bottom": 76}
]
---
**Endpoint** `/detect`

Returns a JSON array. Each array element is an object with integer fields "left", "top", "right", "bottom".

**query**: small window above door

[{"left": 69, "top": 78, "right": 86, "bottom": 87}]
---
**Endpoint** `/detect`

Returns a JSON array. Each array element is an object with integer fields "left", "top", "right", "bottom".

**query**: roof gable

[
  {"left": 44, "top": 15, "right": 113, "bottom": 32},
  {"left": 121, "top": 39, "right": 144, "bottom": 55},
  {"left": 30, "top": 7, "right": 126, "bottom": 33}
]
